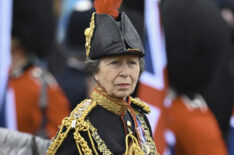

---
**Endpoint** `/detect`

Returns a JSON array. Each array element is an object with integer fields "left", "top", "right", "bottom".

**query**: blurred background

[{"left": 0, "top": 0, "right": 233, "bottom": 154}]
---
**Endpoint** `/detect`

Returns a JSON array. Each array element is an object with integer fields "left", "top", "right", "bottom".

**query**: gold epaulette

[
  {"left": 130, "top": 97, "right": 151, "bottom": 114},
  {"left": 47, "top": 99, "right": 97, "bottom": 155}
]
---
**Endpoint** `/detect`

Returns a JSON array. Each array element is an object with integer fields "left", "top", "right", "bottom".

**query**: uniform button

[{"left": 127, "top": 121, "right": 131, "bottom": 128}]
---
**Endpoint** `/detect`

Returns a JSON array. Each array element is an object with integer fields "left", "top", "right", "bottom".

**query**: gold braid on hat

[
  {"left": 84, "top": 0, "right": 122, "bottom": 58},
  {"left": 84, "top": 12, "right": 95, "bottom": 57}
]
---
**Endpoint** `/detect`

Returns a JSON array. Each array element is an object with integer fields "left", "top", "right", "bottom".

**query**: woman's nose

[{"left": 119, "top": 63, "right": 130, "bottom": 77}]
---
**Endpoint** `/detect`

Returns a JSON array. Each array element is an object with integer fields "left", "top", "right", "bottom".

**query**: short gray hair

[{"left": 85, "top": 57, "right": 145, "bottom": 76}]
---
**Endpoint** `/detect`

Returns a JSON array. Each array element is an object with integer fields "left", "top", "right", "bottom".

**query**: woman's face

[{"left": 95, "top": 55, "right": 140, "bottom": 99}]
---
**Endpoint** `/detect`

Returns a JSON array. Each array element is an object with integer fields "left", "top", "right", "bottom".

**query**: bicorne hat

[{"left": 84, "top": 0, "right": 145, "bottom": 60}]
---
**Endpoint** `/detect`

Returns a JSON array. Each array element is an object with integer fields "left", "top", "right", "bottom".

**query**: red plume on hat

[{"left": 94, "top": 0, "right": 123, "bottom": 19}]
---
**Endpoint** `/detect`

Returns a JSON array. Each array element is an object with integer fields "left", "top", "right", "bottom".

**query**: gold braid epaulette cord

[
  {"left": 84, "top": 12, "right": 95, "bottom": 57},
  {"left": 130, "top": 97, "right": 151, "bottom": 114},
  {"left": 47, "top": 99, "right": 97, "bottom": 155}
]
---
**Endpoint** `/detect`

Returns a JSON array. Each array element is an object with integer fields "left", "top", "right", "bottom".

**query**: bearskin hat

[
  {"left": 12, "top": 0, "right": 55, "bottom": 58},
  {"left": 161, "top": 0, "right": 230, "bottom": 96}
]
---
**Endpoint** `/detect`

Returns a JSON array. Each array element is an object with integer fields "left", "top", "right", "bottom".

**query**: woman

[{"left": 47, "top": 0, "right": 158, "bottom": 154}]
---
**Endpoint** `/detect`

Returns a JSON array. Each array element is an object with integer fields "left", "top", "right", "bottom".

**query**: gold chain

[{"left": 87, "top": 120, "right": 113, "bottom": 155}]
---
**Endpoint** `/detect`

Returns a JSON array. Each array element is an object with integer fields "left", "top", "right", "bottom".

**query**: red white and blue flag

[{"left": 138, "top": 0, "right": 169, "bottom": 154}]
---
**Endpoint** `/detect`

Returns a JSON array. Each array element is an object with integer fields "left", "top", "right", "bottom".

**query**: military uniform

[
  {"left": 162, "top": 0, "right": 231, "bottom": 153},
  {"left": 9, "top": 61, "right": 70, "bottom": 138},
  {"left": 165, "top": 91, "right": 227, "bottom": 155},
  {"left": 47, "top": 84, "right": 158, "bottom": 155}
]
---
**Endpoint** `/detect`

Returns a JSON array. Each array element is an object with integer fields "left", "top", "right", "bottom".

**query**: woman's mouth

[{"left": 117, "top": 83, "right": 130, "bottom": 88}]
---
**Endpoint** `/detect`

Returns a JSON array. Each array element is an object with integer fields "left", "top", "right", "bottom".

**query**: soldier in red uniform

[
  {"left": 9, "top": 0, "right": 70, "bottom": 138},
  {"left": 162, "top": 0, "right": 230, "bottom": 154}
]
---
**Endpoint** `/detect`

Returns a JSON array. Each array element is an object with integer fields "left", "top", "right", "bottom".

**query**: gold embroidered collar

[{"left": 90, "top": 84, "right": 129, "bottom": 116}]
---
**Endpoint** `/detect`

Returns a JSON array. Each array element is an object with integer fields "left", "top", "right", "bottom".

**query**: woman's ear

[
  {"left": 94, "top": 74, "right": 98, "bottom": 81},
  {"left": 94, "top": 75, "right": 100, "bottom": 85}
]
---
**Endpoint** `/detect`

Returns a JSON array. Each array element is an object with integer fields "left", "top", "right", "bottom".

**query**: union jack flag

[{"left": 138, "top": 0, "right": 169, "bottom": 154}]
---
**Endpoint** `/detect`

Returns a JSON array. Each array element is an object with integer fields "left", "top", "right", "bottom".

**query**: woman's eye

[
  {"left": 110, "top": 60, "right": 119, "bottom": 65},
  {"left": 128, "top": 61, "right": 137, "bottom": 65}
]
